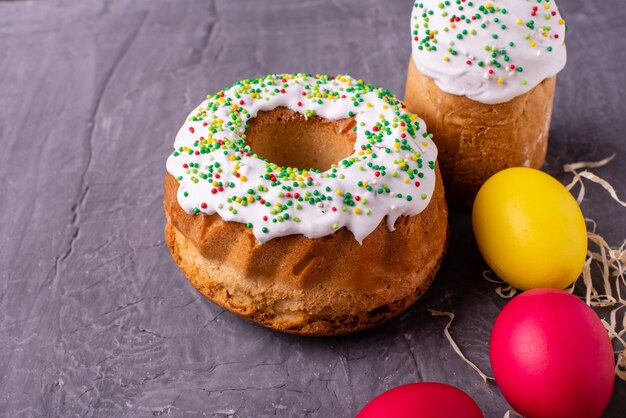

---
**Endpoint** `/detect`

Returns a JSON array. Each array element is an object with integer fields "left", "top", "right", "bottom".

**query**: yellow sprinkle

[
  {"left": 497, "top": 77, "right": 504, "bottom": 84},
  {"left": 354, "top": 208, "right": 362, "bottom": 215},
  {"left": 383, "top": 105, "right": 389, "bottom": 109},
  {"left": 450, "top": 23, "right": 456, "bottom": 29},
  {"left": 394, "top": 142, "right": 401, "bottom": 149},
  {"left": 485, "top": 2, "right": 492, "bottom": 9},
  {"left": 358, "top": 151, "right": 364, "bottom": 156},
  {"left": 517, "top": 19, "right": 523, "bottom": 25},
  {"left": 443, "top": 56, "right": 450, "bottom": 62},
  {"left": 275, "top": 202, "right": 281, "bottom": 207},
  {"left": 336, "top": 189, "right": 343, "bottom": 196},
  {"left": 542, "top": 32, "right": 549, "bottom": 38},
  {"left": 544, "top": 4, "right": 550, "bottom": 9},
  {"left": 559, "top": 19, "right": 565, "bottom": 25},
  {"left": 404, "top": 178, "right": 410, "bottom": 184},
  {"left": 530, "top": 40, "right": 537, "bottom": 47},
  {"left": 366, "top": 102, "right": 373, "bottom": 108},
  {"left": 212, "top": 181, "right": 218, "bottom": 186},
  {"left": 366, "top": 150, "right": 372, "bottom": 155},
  {"left": 422, "top": 141, "right": 429, "bottom": 147},
  {"left": 411, "top": 155, "right": 418, "bottom": 161},
  {"left": 302, "top": 170, "right": 309, "bottom": 177},
  {"left": 400, "top": 162, "right": 407, "bottom": 168},
  {"left": 247, "top": 196, "right": 254, "bottom": 203},
  {"left": 410, "top": 114, "right": 418, "bottom": 121},
  {"left": 240, "top": 176, "right": 247, "bottom": 182},
  {"left": 362, "top": 181, "right": 368, "bottom": 187},
  {"left": 229, "top": 155, "right": 236, "bottom": 161},
  {"left": 235, "top": 197, "right": 242, "bottom": 203}
]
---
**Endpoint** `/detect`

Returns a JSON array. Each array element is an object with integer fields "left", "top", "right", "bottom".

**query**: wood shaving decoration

[
  {"left": 503, "top": 410, "right": 524, "bottom": 418},
  {"left": 482, "top": 270, "right": 518, "bottom": 298},
  {"left": 563, "top": 153, "right": 626, "bottom": 206},
  {"left": 428, "top": 309, "right": 494, "bottom": 383}
]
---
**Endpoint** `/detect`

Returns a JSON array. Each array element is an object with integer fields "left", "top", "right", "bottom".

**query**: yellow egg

[{"left": 472, "top": 168, "right": 587, "bottom": 290}]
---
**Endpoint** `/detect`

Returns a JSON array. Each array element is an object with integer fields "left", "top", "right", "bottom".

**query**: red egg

[
  {"left": 356, "top": 382, "right": 483, "bottom": 418},
  {"left": 490, "top": 289, "right": 615, "bottom": 418}
]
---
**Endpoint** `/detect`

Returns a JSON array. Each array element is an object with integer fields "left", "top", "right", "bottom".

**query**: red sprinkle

[
  {"left": 189, "top": 127, "right": 195, "bottom": 134},
  {"left": 201, "top": 202, "right": 208, "bottom": 208}
]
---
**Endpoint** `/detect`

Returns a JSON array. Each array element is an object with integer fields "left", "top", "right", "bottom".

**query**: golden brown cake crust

[
  {"left": 163, "top": 107, "right": 449, "bottom": 335},
  {"left": 405, "top": 59, "right": 556, "bottom": 207}
]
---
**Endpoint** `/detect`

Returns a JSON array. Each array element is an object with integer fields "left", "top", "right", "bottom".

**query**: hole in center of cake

[{"left": 244, "top": 107, "right": 356, "bottom": 172}]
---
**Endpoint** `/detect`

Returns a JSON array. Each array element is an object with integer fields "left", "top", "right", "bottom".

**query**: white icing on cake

[
  {"left": 411, "top": 0, "right": 567, "bottom": 104},
  {"left": 166, "top": 74, "right": 438, "bottom": 244}
]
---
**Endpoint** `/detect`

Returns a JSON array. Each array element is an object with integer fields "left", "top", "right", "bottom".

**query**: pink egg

[
  {"left": 356, "top": 382, "right": 484, "bottom": 418},
  {"left": 490, "top": 289, "right": 615, "bottom": 418}
]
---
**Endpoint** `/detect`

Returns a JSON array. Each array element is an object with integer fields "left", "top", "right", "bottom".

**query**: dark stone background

[{"left": 0, "top": 0, "right": 624, "bottom": 416}]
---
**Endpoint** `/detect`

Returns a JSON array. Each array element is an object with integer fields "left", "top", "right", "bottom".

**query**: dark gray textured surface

[{"left": 0, "top": 0, "right": 624, "bottom": 416}]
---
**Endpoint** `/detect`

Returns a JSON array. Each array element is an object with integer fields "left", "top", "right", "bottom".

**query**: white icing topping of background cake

[
  {"left": 166, "top": 74, "right": 438, "bottom": 244},
  {"left": 411, "top": 0, "right": 567, "bottom": 104}
]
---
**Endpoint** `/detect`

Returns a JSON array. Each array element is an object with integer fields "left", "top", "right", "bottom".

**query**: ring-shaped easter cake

[{"left": 164, "top": 74, "right": 448, "bottom": 335}]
